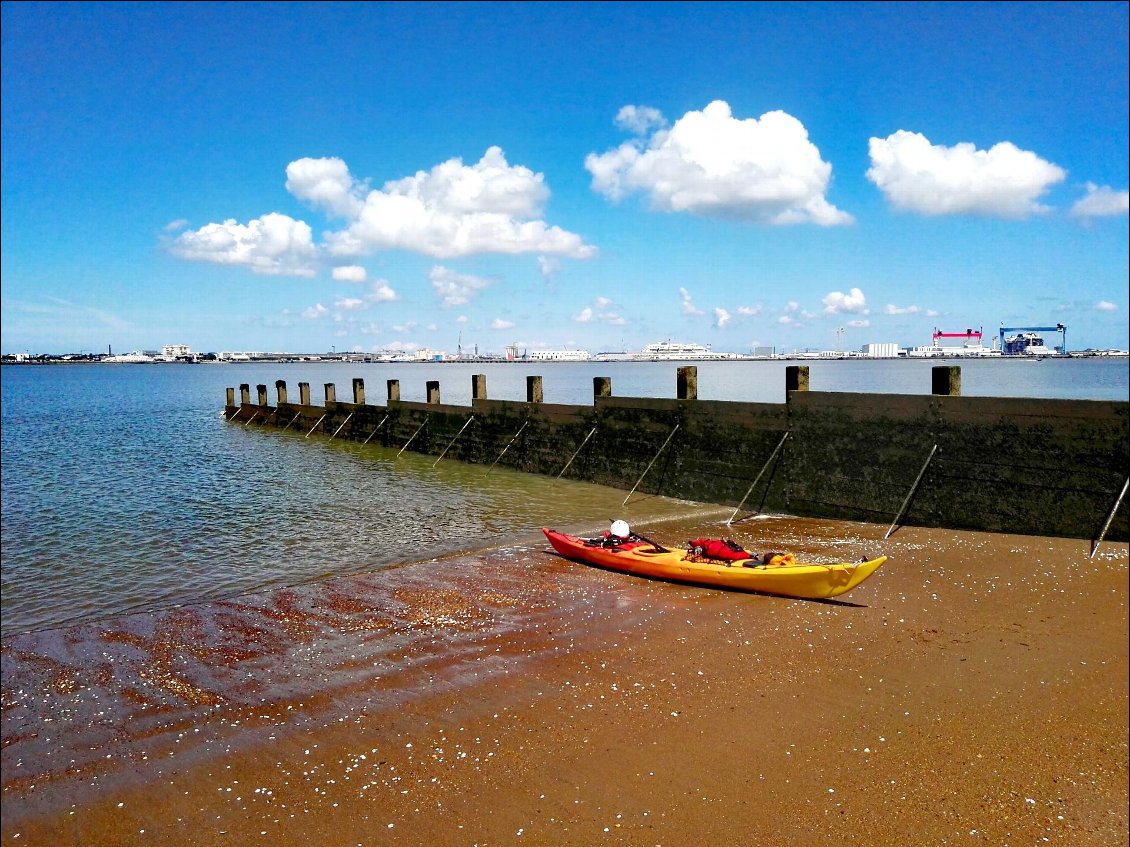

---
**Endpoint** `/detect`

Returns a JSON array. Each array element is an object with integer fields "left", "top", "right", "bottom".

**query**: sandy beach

[{"left": 2, "top": 513, "right": 1127, "bottom": 846}]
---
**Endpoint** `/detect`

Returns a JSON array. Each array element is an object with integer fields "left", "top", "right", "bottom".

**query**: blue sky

[{"left": 2, "top": 1, "right": 1127, "bottom": 356}]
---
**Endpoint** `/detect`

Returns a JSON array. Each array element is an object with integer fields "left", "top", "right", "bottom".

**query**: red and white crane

[{"left": 932, "top": 327, "right": 984, "bottom": 347}]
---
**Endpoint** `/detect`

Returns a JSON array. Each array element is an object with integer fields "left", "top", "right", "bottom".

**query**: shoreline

[
  {"left": 4, "top": 351, "right": 1129, "bottom": 365},
  {"left": 2, "top": 517, "right": 1127, "bottom": 846}
]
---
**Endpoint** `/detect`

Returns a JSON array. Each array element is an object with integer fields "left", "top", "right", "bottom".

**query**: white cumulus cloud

[
  {"left": 366, "top": 281, "right": 398, "bottom": 303},
  {"left": 574, "top": 298, "right": 626, "bottom": 325},
  {"left": 333, "top": 265, "right": 368, "bottom": 282},
  {"left": 822, "top": 287, "right": 868, "bottom": 315},
  {"left": 866, "top": 131, "right": 1066, "bottom": 218},
  {"left": 586, "top": 100, "right": 853, "bottom": 225},
  {"left": 615, "top": 105, "right": 666, "bottom": 136},
  {"left": 1070, "top": 183, "right": 1130, "bottom": 218},
  {"left": 171, "top": 149, "right": 595, "bottom": 277},
  {"left": 286, "top": 157, "right": 365, "bottom": 220},
  {"left": 429, "top": 265, "right": 493, "bottom": 308},
  {"left": 302, "top": 303, "right": 328, "bottom": 319},
  {"left": 680, "top": 287, "right": 705, "bottom": 316},
  {"left": 323, "top": 147, "right": 597, "bottom": 259},
  {"left": 714, "top": 307, "right": 732, "bottom": 328},
  {"left": 170, "top": 213, "right": 318, "bottom": 276}
]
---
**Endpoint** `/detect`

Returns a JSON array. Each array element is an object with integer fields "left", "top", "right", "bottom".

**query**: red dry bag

[{"left": 688, "top": 538, "right": 750, "bottom": 562}]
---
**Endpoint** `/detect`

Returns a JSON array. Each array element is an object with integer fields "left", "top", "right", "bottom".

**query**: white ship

[
  {"left": 643, "top": 341, "right": 714, "bottom": 358},
  {"left": 102, "top": 350, "right": 156, "bottom": 363},
  {"left": 594, "top": 341, "right": 736, "bottom": 361},
  {"left": 1003, "top": 332, "right": 1056, "bottom": 356}
]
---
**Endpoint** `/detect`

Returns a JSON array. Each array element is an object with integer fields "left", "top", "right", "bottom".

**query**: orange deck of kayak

[{"left": 542, "top": 528, "right": 886, "bottom": 600}]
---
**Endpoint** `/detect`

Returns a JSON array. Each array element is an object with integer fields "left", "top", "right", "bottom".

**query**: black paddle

[{"left": 637, "top": 533, "right": 668, "bottom": 553}]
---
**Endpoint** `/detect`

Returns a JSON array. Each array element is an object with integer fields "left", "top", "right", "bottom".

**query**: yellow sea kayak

[{"left": 542, "top": 528, "right": 886, "bottom": 600}]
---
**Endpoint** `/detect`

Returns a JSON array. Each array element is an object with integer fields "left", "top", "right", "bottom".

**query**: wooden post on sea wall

[
  {"left": 299, "top": 383, "right": 311, "bottom": 405},
  {"left": 677, "top": 366, "right": 697, "bottom": 400},
  {"left": 932, "top": 366, "right": 961, "bottom": 396},
  {"left": 240, "top": 384, "right": 250, "bottom": 404},
  {"left": 427, "top": 381, "right": 440, "bottom": 404},
  {"left": 353, "top": 378, "right": 365, "bottom": 405},
  {"left": 324, "top": 383, "right": 336, "bottom": 404},
  {"left": 276, "top": 380, "right": 287, "bottom": 404},
  {"left": 226, "top": 387, "right": 235, "bottom": 407},
  {"left": 527, "top": 376, "right": 543, "bottom": 404},
  {"left": 786, "top": 366, "right": 810, "bottom": 393},
  {"left": 594, "top": 376, "right": 611, "bottom": 398},
  {"left": 472, "top": 374, "right": 487, "bottom": 401},
  {"left": 387, "top": 380, "right": 400, "bottom": 403},
  {"left": 257, "top": 384, "right": 268, "bottom": 405}
]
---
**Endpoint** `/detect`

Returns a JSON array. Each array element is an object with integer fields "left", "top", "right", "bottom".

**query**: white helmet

[{"left": 610, "top": 519, "right": 631, "bottom": 538}]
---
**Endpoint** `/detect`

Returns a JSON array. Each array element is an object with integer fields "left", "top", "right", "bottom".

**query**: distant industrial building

[
  {"left": 906, "top": 328, "right": 999, "bottom": 358},
  {"left": 862, "top": 343, "right": 900, "bottom": 358},
  {"left": 529, "top": 349, "right": 592, "bottom": 361}
]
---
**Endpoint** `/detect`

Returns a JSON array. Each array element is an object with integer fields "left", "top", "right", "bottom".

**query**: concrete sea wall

[{"left": 225, "top": 366, "right": 1129, "bottom": 543}]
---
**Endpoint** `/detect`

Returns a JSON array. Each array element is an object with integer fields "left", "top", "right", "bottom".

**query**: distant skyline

[{"left": 2, "top": 1, "right": 1127, "bottom": 357}]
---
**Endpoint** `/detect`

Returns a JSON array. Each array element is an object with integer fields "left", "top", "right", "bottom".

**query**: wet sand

[{"left": 2, "top": 514, "right": 1127, "bottom": 846}]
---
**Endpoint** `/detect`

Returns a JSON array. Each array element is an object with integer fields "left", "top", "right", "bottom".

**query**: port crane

[
  {"left": 932, "top": 327, "right": 984, "bottom": 347},
  {"left": 998, "top": 324, "right": 1066, "bottom": 354}
]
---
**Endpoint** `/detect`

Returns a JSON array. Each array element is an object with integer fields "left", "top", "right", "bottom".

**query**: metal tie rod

[
  {"left": 305, "top": 413, "right": 328, "bottom": 438},
  {"left": 622, "top": 423, "right": 680, "bottom": 506},
  {"left": 486, "top": 420, "right": 529, "bottom": 475},
  {"left": 557, "top": 426, "right": 597, "bottom": 479},
  {"left": 243, "top": 409, "right": 260, "bottom": 426},
  {"left": 362, "top": 414, "right": 389, "bottom": 445},
  {"left": 884, "top": 443, "right": 938, "bottom": 539},
  {"left": 1091, "top": 476, "right": 1129, "bottom": 560},
  {"left": 397, "top": 416, "right": 429, "bottom": 457},
  {"left": 727, "top": 431, "right": 790, "bottom": 525},
  {"left": 329, "top": 412, "right": 354, "bottom": 441},
  {"left": 433, "top": 415, "right": 475, "bottom": 467},
  {"left": 281, "top": 412, "right": 301, "bottom": 432}
]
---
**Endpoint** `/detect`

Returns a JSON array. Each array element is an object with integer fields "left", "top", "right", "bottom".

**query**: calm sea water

[{"left": 2, "top": 357, "right": 1126, "bottom": 638}]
